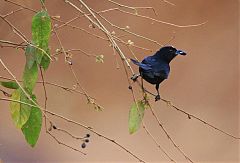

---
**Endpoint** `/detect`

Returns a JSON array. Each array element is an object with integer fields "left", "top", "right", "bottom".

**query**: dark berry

[
  {"left": 86, "top": 134, "right": 90, "bottom": 138},
  {"left": 81, "top": 143, "right": 86, "bottom": 148},
  {"left": 85, "top": 139, "right": 89, "bottom": 143},
  {"left": 128, "top": 86, "right": 132, "bottom": 90},
  {"left": 53, "top": 125, "right": 57, "bottom": 129}
]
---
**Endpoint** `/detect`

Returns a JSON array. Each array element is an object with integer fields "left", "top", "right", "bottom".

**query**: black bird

[{"left": 131, "top": 46, "right": 186, "bottom": 101}]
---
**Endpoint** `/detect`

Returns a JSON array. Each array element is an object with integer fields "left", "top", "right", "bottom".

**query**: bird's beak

[{"left": 176, "top": 50, "right": 187, "bottom": 56}]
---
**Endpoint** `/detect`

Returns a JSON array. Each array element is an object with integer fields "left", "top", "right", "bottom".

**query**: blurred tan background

[{"left": 0, "top": 0, "right": 239, "bottom": 162}]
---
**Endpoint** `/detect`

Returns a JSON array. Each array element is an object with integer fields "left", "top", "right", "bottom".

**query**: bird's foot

[
  {"left": 155, "top": 95, "right": 160, "bottom": 102},
  {"left": 131, "top": 74, "right": 139, "bottom": 82}
]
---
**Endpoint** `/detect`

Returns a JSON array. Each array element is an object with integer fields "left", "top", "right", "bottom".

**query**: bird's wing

[
  {"left": 142, "top": 56, "right": 156, "bottom": 64},
  {"left": 130, "top": 58, "right": 152, "bottom": 71},
  {"left": 143, "top": 57, "right": 169, "bottom": 79},
  {"left": 131, "top": 57, "right": 169, "bottom": 79}
]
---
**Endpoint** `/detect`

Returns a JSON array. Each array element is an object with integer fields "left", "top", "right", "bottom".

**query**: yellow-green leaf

[
  {"left": 10, "top": 89, "right": 31, "bottom": 128},
  {"left": 128, "top": 100, "right": 147, "bottom": 134}
]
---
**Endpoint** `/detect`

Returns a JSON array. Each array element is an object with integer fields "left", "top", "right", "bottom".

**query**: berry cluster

[{"left": 81, "top": 134, "right": 90, "bottom": 149}]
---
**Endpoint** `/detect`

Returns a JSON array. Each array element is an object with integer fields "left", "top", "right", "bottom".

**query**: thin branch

[
  {"left": 52, "top": 26, "right": 103, "bottom": 110},
  {"left": 142, "top": 122, "right": 175, "bottom": 162},
  {"left": 54, "top": 127, "right": 85, "bottom": 140},
  {"left": 92, "top": 9, "right": 164, "bottom": 47},
  {"left": 2, "top": 7, "right": 24, "bottom": 18},
  {"left": 0, "top": 40, "right": 27, "bottom": 47},
  {"left": 52, "top": 17, "right": 108, "bottom": 41},
  {"left": 160, "top": 0, "right": 176, "bottom": 6},
  {"left": 0, "top": 89, "right": 11, "bottom": 97},
  {"left": 53, "top": 15, "right": 83, "bottom": 31},
  {"left": 148, "top": 105, "right": 193, "bottom": 163},
  {"left": 53, "top": 48, "right": 97, "bottom": 58},
  {"left": 52, "top": 14, "right": 153, "bottom": 52},
  {"left": 0, "top": 97, "right": 145, "bottom": 163},
  {"left": 0, "top": 76, "right": 89, "bottom": 97},
  {"left": 133, "top": 79, "right": 240, "bottom": 140},
  {"left": 107, "top": 0, "right": 158, "bottom": 16},
  {"left": 160, "top": 98, "right": 240, "bottom": 140},
  {"left": 40, "top": 67, "right": 48, "bottom": 133},
  {"left": 47, "top": 130, "right": 86, "bottom": 155},
  {"left": 4, "top": 0, "right": 37, "bottom": 13},
  {"left": 64, "top": 0, "right": 135, "bottom": 75},
  {"left": 102, "top": 8, "right": 207, "bottom": 28}
]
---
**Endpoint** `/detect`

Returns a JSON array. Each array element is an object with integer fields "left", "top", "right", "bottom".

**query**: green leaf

[
  {"left": 25, "top": 42, "right": 50, "bottom": 70},
  {"left": 22, "top": 95, "right": 42, "bottom": 147},
  {"left": 40, "top": 47, "right": 50, "bottom": 70},
  {"left": 32, "top": 10, "right": 51, "bottom": 64},
  {"left": 0, "top": 81, "right": 19, "bottom": 89},
  {"left": 10, "top": 89, "right": 31, "bottom": 128},
  {"left": 25, "top": 44, "right": 37, "bottom": 69},
  {"left": 128, "top": 100, "right": 147, "bottom": 134},
  {"left": 23, "top": 61, "right": 38, "bottom": 94}
]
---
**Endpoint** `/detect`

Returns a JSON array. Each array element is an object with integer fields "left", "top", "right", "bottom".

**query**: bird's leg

[
  {"left": 155, "top": 84, "right": 160, "bottom": 101},
  {"left": 131, "top": 73, "right": 140, "bottom": 82},
  {"left": 141, "top": 76, "right": 144, "bottom": 91}
]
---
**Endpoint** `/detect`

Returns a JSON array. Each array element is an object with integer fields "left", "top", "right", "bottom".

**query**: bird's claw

[
  {"left": 155, "top": 95, "right": 160, "bottom": 101},
  {"left": 131, "top": 74, "right": 139, "bottom": 81}
]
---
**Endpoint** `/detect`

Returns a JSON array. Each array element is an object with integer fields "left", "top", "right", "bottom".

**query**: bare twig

[
  {"left": 53, "top": 48, "right": 97, "bottom": 58},
  {"left": 92, "top": 9, "right": 164, "bottom": 47},
  {"left": 54, "top": 127, "right": 85, "bottom": 140},
  {"left": 40, "top": 67, "right": 48, "bottom": 133},
  {"left": 106, "top": 8, "right": 207, "bottom": 28},
  {"left": 47, "top": 130, "right": 86, "bottom": 155},
  {"left": 0, "top": 89, "right": 11, "bottom": 97},
  {"left": 133, "top": 79, "right": 240, "bottom": 140},
  {"left": 2, "top": 7, "right": 24, "bottom": 18},
  {"left": 160, "top": 98, "right": 240, "bottom": 140},
  {"left": 142, "top": 122, "right": 175, "bottom": 162},
  {"left": 64, "top": 0, "right": 135, "bottom": 75},
  {"left": 107, "top": 0, "right": 158, "bottom": 16},
  {"left": 52, "top": 26, "right": 103, "bottom": 110},
  {"left": 0, "top": 40, "right": 26, "bottom": 48},
  {"left": 4, "top": 0, "right": 37, "bottom": 13},
  {"left": 148, "top": 105, "right": 193, "bottom": 163},
  {"left": 160, "top": 0, "right": 176, "bottom": 6},
  {"left": 0, "top": 97, "right": 145, "bottom": 163},
  {"left": 0, "top": 76, "right": 95, "bottom": 98}
]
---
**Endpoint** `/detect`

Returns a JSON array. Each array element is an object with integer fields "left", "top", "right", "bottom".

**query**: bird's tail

[
  {"left": 130, "top": 59, "right": 141, "bottom": 66},
  {"left": 130, "top": 58, "right": 152, "bottom": 70}
]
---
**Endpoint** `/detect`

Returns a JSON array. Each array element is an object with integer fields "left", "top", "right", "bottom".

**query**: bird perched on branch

[{"left": 131, "top": 46, "right": 186, "bottom": 101}]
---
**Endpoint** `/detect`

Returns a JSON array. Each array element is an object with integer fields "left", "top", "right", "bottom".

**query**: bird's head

[{"left": 155, "top": 46, "right": 186, "bottom": 63}]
